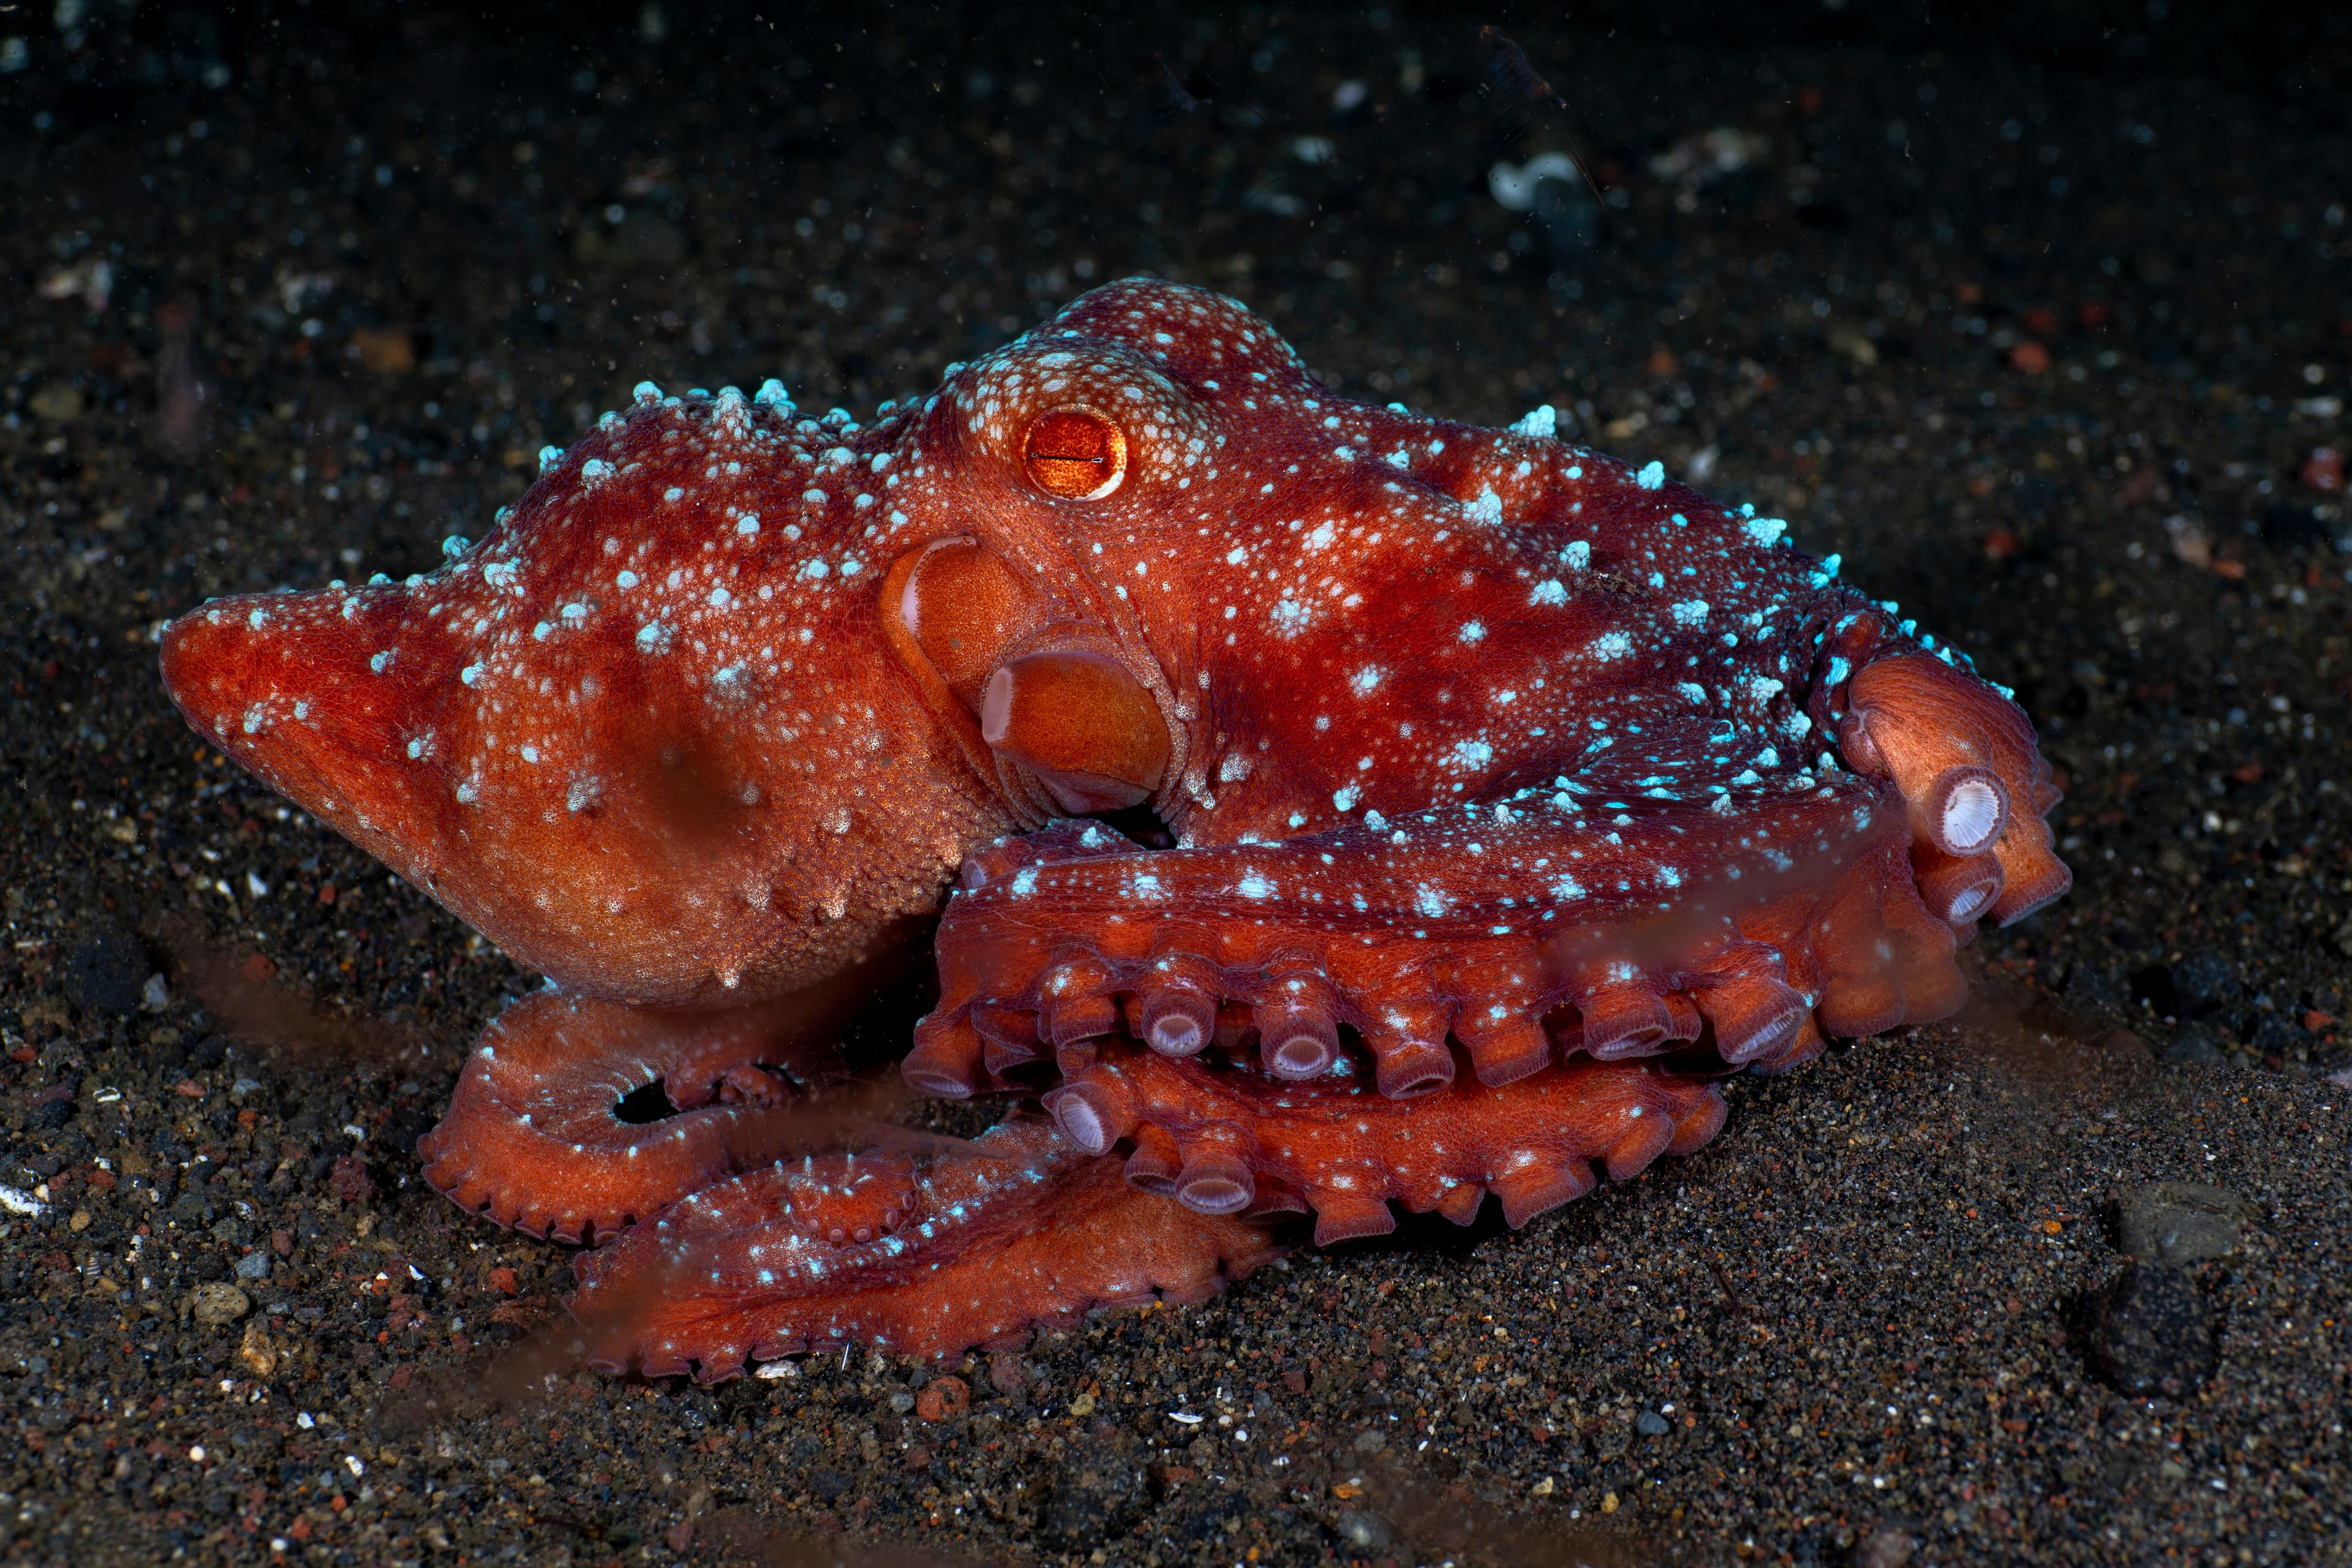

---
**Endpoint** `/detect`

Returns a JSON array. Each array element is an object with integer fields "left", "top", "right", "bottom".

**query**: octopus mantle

[{"left": 159, "top": 278, "right": 2068, "bottom": 1377}]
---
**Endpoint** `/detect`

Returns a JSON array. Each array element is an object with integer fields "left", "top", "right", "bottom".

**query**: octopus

[{"left": 158, "top": 279, "right": 2069, "bottom": 1379}]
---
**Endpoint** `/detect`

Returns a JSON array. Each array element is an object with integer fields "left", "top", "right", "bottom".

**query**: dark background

[{"left": 3, "top": 2, "right": 2348, "bottom": 1565}]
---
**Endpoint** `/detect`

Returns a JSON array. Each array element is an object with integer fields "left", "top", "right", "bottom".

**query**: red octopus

[{"left": 159, "top": 279, "right": 2068, "bottom": 1378}]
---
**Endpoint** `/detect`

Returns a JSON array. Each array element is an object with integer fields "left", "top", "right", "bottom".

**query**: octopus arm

[
  {"left": 417, "top": 991, "right": 832, "bottom": 1243},
  {"left": 568, "top": 1119, "right": 1283, "bottom": 1378},
  {"left": 1045, "top": 1042, "right": 1730, "bottom": 1245},
  {"left": 905, "top": 766, "right": 1975, "bottom": 1103},
  {"left": 1825, "top": 647, "right": 2071, "bottom": 924}
]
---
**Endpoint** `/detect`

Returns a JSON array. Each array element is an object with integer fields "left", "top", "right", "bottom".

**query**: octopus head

[
  {"left": 877, "top": 278, "right": 1385, "bottom": 824},
  {"left": 157, "top": 386, "right": 1009, "bottom": 1008}
]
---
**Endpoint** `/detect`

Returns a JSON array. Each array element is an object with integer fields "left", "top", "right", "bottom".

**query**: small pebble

[
  {"left": 326, "top": 1153, "right": 376, "bottom": 1204},
  {"left": 1636, "top": 1409, "right": 1672, "bottom": 1437},
  {"left": 28, "top": 383, "right": 83, "bottom": 422},
  {"left": 1335, "top": 1509, "right": 1393, "bottom": 1550},
  {"left": 2160, "top": 1022, "right": 2227, "bottom": 1067},
  {"left": 1854, "top": 1518, "right": 1918, "bottom": 1568},
  {"left": 189, "top": 1283, "right": 252, "bottom": 1327},
  {"left": 2076, "top": 1264, "right": 2215, "bottom": 1396},
  {"left": 2116, "top": 1181, "right": 2249, "bottom": 1265},
  {"left": 916, "top": 1375, "right": 970, "bottom": 1422},
  {"left": 62, "top": 921, "right": 147, "bottom": 1016}
]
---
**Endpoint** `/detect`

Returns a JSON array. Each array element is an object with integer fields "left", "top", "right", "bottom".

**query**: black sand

[{"left": 4, "top": 5, "right": 2348, "bottom": 1564}]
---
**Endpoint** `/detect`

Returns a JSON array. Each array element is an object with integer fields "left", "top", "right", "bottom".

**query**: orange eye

[{"left": 1022, "top": 409, "right": 1127, "bottom": 500}]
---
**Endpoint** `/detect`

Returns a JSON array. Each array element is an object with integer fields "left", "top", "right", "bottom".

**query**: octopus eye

[{"left": 1022, "top": 409, "right": 1127, "bottom": 500}]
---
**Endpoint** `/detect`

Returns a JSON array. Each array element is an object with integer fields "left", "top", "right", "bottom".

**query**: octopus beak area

[{"left": 159, "top": 587, "right": 442, "bottom": 872}]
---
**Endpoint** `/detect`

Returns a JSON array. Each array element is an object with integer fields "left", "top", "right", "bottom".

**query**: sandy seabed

[{"left": 3, "top": 4, "right": 2347, "bottom": 1564}]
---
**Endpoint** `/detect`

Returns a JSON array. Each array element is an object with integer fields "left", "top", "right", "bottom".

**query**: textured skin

[
  {"left": 159, "top": 279, "right": 2069, "bottom": 1370},
  {"left": 568, "top": 1118, "right": 1282, "bottom": 1381}
]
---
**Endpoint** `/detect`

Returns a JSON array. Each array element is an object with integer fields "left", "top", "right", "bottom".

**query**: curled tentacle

[
  {"left": 1838, "top": 650, "right": 2071, "bottom": 924},
  {"left": 917, "top": 770, "right": 1973, "bottom": 1099},
  {"left": 571, "top": 1119, "right": 1283, "bottom": 1378},
  {"left": 1046, "top": 1042, "right": 1730, "bottom": 1245},
  {"left": 416, "top": 990, "right": 828, "bottom": 1243}
]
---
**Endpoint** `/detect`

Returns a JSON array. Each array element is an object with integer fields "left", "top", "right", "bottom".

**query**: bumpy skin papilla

[
  {"left": 570, "top": 1118, "right": 1282, "bottom": 1378},
  {"left": 159, "top": 279, "right": 2069, "bottom": 1367}
]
